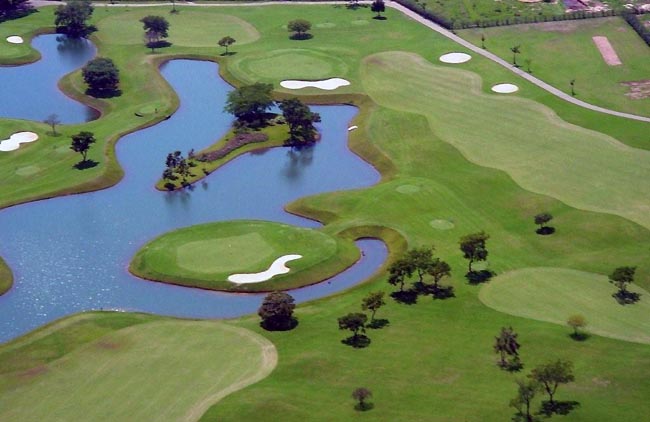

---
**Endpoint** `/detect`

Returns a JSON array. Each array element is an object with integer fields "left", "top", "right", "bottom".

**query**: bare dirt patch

[
  {"left": 17, "top": 365, "right": 48, "bottom": 381},
  {"left": 592, "top": 36, "right": 622, "bottom": 66},
  {"left": 621, "top": 80, "right": 650, "bottom": 100},
  {"left": 96, "top": 340, "right": 121, "bottom": 350}
]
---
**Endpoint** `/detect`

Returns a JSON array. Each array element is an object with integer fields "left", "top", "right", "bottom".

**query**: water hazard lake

[{"left": 0, "top": 35, "right": 384, "bottom": 342}]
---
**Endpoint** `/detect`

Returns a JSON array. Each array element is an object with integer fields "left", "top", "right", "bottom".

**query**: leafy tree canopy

[
  {"left": 279, "top": 98, "right": 321, "bottom": 145},
  {"left": 82, "top": 57, "right": 120, "bottom": 94},
  {"left": 459, "top": 231, "right": 489, "bottom": 272},
  {"left": 70, "top": 131, "right": 96, "bottom": 162},
  {"left": 224, "top": 83, "right": 274, "bottom": 127},
  {"left": 54, "top": 0, "right": 95, "bottom": 38},
  {"left": 258, "top": 291, "right": 296, "bottom": 331},
  {"left": 288, "top": 19, "right": 311, "bottom": 36},
  {"left": 528, "top": 359, "right": 574, "bottom": 404}
]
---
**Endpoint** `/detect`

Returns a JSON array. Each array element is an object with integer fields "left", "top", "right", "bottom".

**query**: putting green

[
  {"left": 480, "top": 267, "right": 650, "bottom": 344},
  {"left": 362, "top": 52, "right": 650, "bottom": 230},
  {"left": 130, "top": 220, "right": 359, "bottom": 291},
  {"left": 229, "top": 49, "right": 349, "bottom": 83},
  {"left": 0, "top": 318, "right": 276, "bottom": 422},
  {"left": 96, "top": 11, "right": 260, "bottom": 47}
]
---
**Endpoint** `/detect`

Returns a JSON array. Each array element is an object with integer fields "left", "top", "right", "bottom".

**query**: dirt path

[{"left": 181, "top": 323, "right": 278, "bottom": 422}]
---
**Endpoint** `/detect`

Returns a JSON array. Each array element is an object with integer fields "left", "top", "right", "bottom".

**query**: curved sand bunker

[
  {"left": 6, "top": 35, "right": 24, "bottom": 44},
  {"left": 228, "top": 254, "right": 303, "bottom": 284},
  {"left": 280, "top": 78, "right": 350, "bottom": 90},
  {"left": 491, "top": 83, "right": 519, "bottom": 94},
  {"left": 0, "top": 132, "right": 39, "bottom": 152},
  {"left": 439, "top": 52, "right": 471, "bottom": 64}
]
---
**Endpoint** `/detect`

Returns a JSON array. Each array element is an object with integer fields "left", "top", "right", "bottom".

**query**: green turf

[
  {"left": 2, "top": 4, "right": 650, "bottom": 422},
  {"left": 0, "top": 313, "right": 276, "bottom": 422},
  {"left": 480, "top": 267, "right": 650, "bottom": 344},
  {"left": 361, "top": 51, "right": 650, "bottom": 230},
  {"left": 459, "top": 17, "right": 650, "bottom": 117},
  {"left": 129, "top": 220, "right": 360, "bottom": 292}
]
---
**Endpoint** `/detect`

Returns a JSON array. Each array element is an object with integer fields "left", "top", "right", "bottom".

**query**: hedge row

[{"left": 623, "top": 12, "right": 650, "bottom": 47}]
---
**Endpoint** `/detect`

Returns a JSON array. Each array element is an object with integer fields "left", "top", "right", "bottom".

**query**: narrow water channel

[{"left": 0, "top": 45, "right": 385, "bottom": 343}]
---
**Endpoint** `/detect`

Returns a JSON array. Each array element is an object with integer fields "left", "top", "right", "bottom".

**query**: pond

[
  {"left": 0, "top": 57, "right": 384, "bottom": 343},
  {"left": 0, "top": 34, "right": 98, "bottom": 123}
]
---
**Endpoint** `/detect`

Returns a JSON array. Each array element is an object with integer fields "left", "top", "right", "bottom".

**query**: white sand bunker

[
  {"left": 593, "top": 36, "right": 622, "bottom": 66},
  {"left": 491, "top": 83, "right": 519, "bottom": 94},
  {"left": 439, "top": 52, "right": 472, "bottom": 64},
  {"left": 280, "top": 78, "right": 350, "bottom": 91},
  {"left": 228, "top": 254, "right": 303, "bottom": 284},
  {"left": 0, "top": 132, "right": 39, "bottom": 152},
  {"left": 6, "top": 35, "right": 24, "bottom": 44}
]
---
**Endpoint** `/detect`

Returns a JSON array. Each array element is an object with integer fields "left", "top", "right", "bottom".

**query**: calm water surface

[
  {"left": 0, "top": 57, "right": 384, "bottom": 343},
  {"left": 0, "top": 34, "right": 98, "bottom": 123}
]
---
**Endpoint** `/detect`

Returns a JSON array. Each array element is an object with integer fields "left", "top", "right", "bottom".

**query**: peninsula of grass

[
  {"left": 0, "top": 256, "right": 12, "bottom": 295},
  {"left": 130, "top": 220, "right": 360, "bottom": 292},
  {"left": 0, "top": 312, "right": 276, "bottom": 422},
  {"left": 480, "top": 267, "right": 650, "bottom": 344}
]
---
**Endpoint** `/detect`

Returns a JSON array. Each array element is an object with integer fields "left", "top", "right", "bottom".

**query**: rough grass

[
  {"left": 0, "top": 313, "right": 276, "bottom": 422},
  {"left": 0, "top": 256, "right": 12, "bottom": 295},
  {"left": 361, "top": 51, "right": 650, "bottom": 230},
  {"left": 129, "top": 220, "right": 360, "bottom": 292},
  {"left": 459, "top": 17, "right": 650, "bottom": 117},
  {"left": 480, "top": 267, "right": 650, "bottom": 344}
]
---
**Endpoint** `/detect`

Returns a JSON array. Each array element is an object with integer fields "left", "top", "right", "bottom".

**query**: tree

[
  {"left": 566, "top": 314, "right": 587, "bottom": 338},
  {"left": 351, "top": 387, "right": 373, "bottom": 411},
  {"left": 218, "top": 35, "right": 236, "bottom": 55},
  {"left": 0, "top": 0, "right": 33, "bottom": 20},
  {"left": 70, "top": 131, "right": 96, "bottom": 163},
  {"left": 361, "top": 291, "right": 385, "bottom": 322},
  {"left": 528, "top": 359, "right": 574, "bottom": 405},
  {"left": 494, "top": 326, "right": 521, "bottom": 369},
  {"left": 459, "top": 231, "right": 489, "bottom": 272},
  {"left": 224, "top": 83, "right": 274, "bottom": 127},
  {"left": 258, "top": 291, "right": 297, "bottom": 331},
  {"left": 338, "top": 312, "right": 367, "bottom": 340},
  {"left": 288, "top": 19, "right": 311, "bottom": 39},
  {"left": 609, "top": 266, "right": 639, "bottom": 304},
  {"left": 371, "top": 0, "right": 385, "bottom": 18},
  {"left": 44, "top": 113, "right": 61, "bottom": 136},
  {"left": 141, "top": 15, "right": 170, "bottom": 52},
  {"left": 278, "top": 98, "right": 321, "bottom": 145},
  {"left": 510, "top": 379, "right": 540, "bottom": 422},
  {"left": 570, "top": 79, "right": 576, "bottom": 96},
  {"left": 387, "top": 257, "right": 413, "bottom": 292},
  {"left": 480, "top": 33, "right": 486, "bottom": 49},
  {"left": 511, "top": 44, "right": 521, "bottom": 66},
  {"left": 426, "top": 258, "right": 451, "bottom": 290},
  {"left": 405, "top": 247, "right": 434, "bottom": 283},
  {"left": 534, "top": 212, "right": 554, "bottom": 235},
  {"left": 54, "top": 0, "right": 95, "bottom": 38},
  {"left": 82, "top": 57, "right": 120, "bottom": 95}
]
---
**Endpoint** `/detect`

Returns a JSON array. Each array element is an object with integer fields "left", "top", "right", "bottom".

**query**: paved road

[{"left": 28, "top": 0, "right": 650, "bottom": 123}]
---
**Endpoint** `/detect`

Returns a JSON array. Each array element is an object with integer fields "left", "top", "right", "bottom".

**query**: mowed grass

[
  {"left": 459, "top": 17, "right": 650, "bottom": 116},
  {"left": 0, "top": 313, "right": 276, "bottom": 422},
  {"left": 361, "top": 51, "right": 650, "bottom": 230},
  {"left": 129, "top": 220, "right": 360, "bottom": 292},
  {"left": 480, "top": 267, "right": 650, "bottom": 344}
]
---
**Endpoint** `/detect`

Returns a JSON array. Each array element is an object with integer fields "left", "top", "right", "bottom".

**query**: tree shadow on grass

[
  {"left": 372, "top": 16, "right": 388, "bottom": 20},
  {"left": 538, "top": 400, "right": 580, "bottom": 417},
  {"left": 85, "top": 88, "right": 122, "bottom": 99},
  {"left": 220, "top": 51, "right": 237, "bottom": 57},
  {"left": 569, "top": 332, "right": 590, "bottom": 342},
  {"left": 289, "top": 33, "right": 313, "bottom": 40},
  {"left": 366, "top": 318, "right": 389, "bottom": 329},
  {"left": 260, "top": 317, "right": 299, "bottom": 332},
  {"left": 498, "top": 358, "right": 523, "bottom": 373},
  {"left": 341, "top": 334, "right": 371, "bottom": 348},
  {"left": 613, "top": 290, "right": 641, "bottom": 305},
  {"left": 73, "top": 160, "right": 98, "bottom": 170},
  {"left": 536, "top": 226, "right": 556, "bottom": 235},
  {"left": 465, "top": 270, "right": 494, "bottom": 285},
  {"left": 354, "top": 402, "right": 374, "bottom": 411},
  {"left": 390, "top": 289, "right": 418, "bottom": 305}
]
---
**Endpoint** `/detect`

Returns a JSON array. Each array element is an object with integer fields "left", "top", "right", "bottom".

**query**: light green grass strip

[
  {"left": 0, "top": 320, "right": 276, "bottom": 422},
  {"left": 361, "top": 51, "right": 650, "bottom": 229},
  {"left": 480, "top": 267, "right": 650, "bottom": 344}
]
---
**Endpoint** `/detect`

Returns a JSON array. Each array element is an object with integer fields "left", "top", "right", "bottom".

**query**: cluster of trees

[
  {"left": 162, "top": 150, "right": 196, "bottom": 189},
  {"left": 54, "top": 0, "right": 95, "bottom": 38},
  {"left": 338, "top": 291, "right": 386, "bottom": 348},
  {"left": 387, "top": 246, "right": 453, "bottom": 301},
  {"left": 224, "top": 83, "right": 321, "bottom": 145},
  {"left": 0, "top": 0, "right": 33, "bottom": 21}
]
